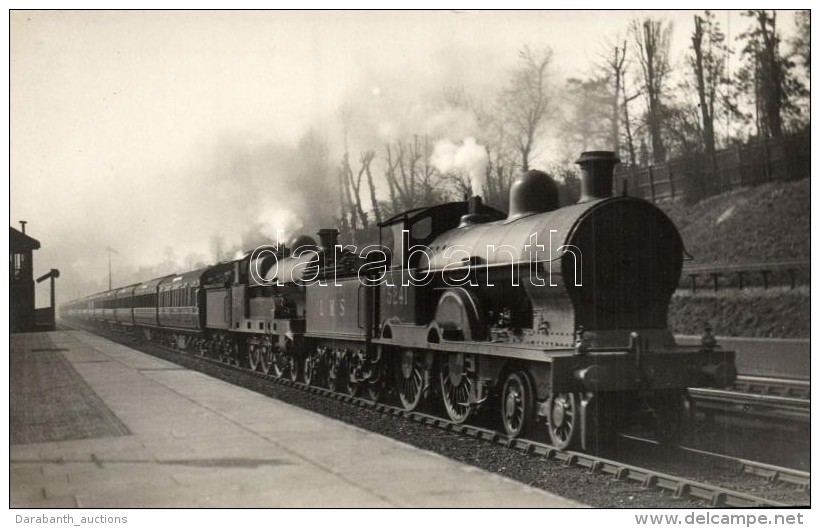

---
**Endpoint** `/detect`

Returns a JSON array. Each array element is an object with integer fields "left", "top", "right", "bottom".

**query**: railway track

[
  {"left": 689, "top": 376, "right": 810, "bottom": 424},
  {"left": 618, "top": 434, "right": 810, "bottom": 491},
  {"left": 63, "top": 324, "right": 810, "bottom": 508},
  {"left": 732, "top": 375, "right": 811, "bottom": 399}
]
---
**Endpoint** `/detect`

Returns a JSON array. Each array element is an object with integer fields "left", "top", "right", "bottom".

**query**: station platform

[{"left": 10, "top": 330, "right": 584, "bottom": 508}]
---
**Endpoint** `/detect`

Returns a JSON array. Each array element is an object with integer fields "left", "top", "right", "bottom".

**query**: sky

[{"left": 8, "top": 9, "right": 805, "bottom": 305}]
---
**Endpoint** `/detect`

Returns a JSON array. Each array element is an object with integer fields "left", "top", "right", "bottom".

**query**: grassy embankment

[{"left": 658, "top": 179, "right": 810, "bottom": 338}]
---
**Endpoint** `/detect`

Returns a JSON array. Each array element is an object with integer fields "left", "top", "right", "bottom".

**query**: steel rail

[
  {"left": 732, "top": 375, "right": 811, "bottom": 399},
  {"left": 618, "top": 433, "right": 810, "bottom": 491},
  {"left": 689, "top": 387, "right": 810, "bottom": 423}
]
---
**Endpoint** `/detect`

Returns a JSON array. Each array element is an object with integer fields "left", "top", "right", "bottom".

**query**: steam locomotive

[{"left": 61, "top": 151, "right": 736, "bottom": 450}]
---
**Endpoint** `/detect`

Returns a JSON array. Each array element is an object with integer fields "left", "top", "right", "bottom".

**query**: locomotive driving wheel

[
  {"left": 500, "top": 371, "right": 536, "bottom": 438},
  {"left": 439, "top": 353, "right": 476, "bottom": 424},
  {"left": 547, "top": 392, "right": 579, "bottom": 450},
  {"left": 396, "top": 349, "right": 426, "bottom": 411}
]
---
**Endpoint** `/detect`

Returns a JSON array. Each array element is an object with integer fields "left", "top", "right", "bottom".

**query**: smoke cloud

[{"left": 430, "top": 137, "right": 489, "bottom": 198}]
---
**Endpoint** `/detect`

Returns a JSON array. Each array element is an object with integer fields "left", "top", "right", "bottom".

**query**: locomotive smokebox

[
  {"left": 507, "top": 170, "right": 559, "bottom": 221},
  {"left": 317, "top": 228, "right": 339, "bottom": 250},
  {"left": 575, "top": 151, "right": 620, "bottom": 203}
]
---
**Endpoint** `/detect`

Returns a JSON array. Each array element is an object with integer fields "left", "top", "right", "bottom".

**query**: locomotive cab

[{"left": 378, "top": 200, "right": 505, "bottom": 326}]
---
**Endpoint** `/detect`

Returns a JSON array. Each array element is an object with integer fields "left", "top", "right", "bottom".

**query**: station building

[{"left": 10, "top": 225, "right": 40, "bottom": 333}]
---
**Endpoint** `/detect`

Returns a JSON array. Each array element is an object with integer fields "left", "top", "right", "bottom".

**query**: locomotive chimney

[
  {"left": 575, "top": 151, "right": 620, "bottom": 203},
  {"left": 458, "top": 195, "right": 490, "bottom": 228},
  {"left": 317, "top": 228, "right": 339, "bottom": 250}
]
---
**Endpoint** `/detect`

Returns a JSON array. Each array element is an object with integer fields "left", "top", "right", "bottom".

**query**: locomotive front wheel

[
  {"left": 439, "top": 353, "right": 475, "bottom": 424},
  {"left": 501, "top": 371, "right": 535, "bottom": 438},
  {"left": 396, "top": 349, "right": 425, "bottom": 411},
  {"left": 547, "top": 392, "right": 579, "bottom": 450},
  {"left": 248, "top": 345, "right": 261, "bottom": 372}
]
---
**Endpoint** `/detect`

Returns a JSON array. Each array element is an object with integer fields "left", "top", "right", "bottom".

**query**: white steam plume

[{"left": 430, "top": 137, "right": 488, "bottom": 199}]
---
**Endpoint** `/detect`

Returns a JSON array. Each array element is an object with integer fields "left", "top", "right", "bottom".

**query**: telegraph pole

[{"left": 105, "top": 246, "right": 118, "bottom": 290}]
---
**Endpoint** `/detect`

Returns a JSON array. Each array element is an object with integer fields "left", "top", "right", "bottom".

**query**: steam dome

[{"left": 507, "top": 170, "right": 559, "bottom": 220}]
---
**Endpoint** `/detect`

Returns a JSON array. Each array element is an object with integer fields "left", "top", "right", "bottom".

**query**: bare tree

[
  {"left": 598, "top": 38, "right": 629, "bottom": 155},
  {"left": 558, "top": 77, "right": 612, "bottom": 162},
  {"left": 383, "top": 135, "right": 444, "bottom": 214},
  {"left": 621, "top": 83, "right": 641, "bottom": 167},
  {"left": 499, "top": 46, "right": 553, "bottom": 171},
  {"left": 791, "top": 10, "right": 810, "bottom": 77},
  {"left": 338, "top": 107, "right": 375, "bottom": 231},
  {"left": 736, "top": 10, "right": 807, "bottom": 138},
  {"left": 632, "top": 18, "right": 672, "bottom": 163},
  {"left": 340, "top": 151, "right": 374, "bottom": 229},
  {"left": 690, "top": 11, "right": 728, "bottom": 156}
]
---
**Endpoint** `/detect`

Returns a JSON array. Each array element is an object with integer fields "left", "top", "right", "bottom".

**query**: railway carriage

[
  {"left": 132, "top": 275, "right": 171, "bottom": 329},
  {"left": 114, "top": 284, "right": 139, "bottom": 326}
]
